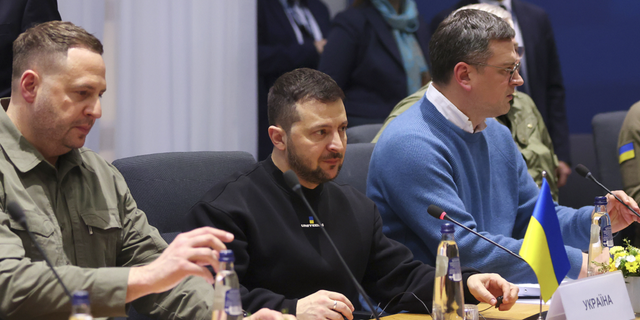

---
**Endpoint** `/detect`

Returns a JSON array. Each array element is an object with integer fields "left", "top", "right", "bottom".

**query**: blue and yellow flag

[
  {"left": 519, "top": 177, "right": 570, "bottom": 302},
  {"left": 619, "top": 142, "right": 635, "bottom": 164}
]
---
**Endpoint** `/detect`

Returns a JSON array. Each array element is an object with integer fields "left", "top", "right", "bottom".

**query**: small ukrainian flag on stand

[
  {"left": 619, "top": 142, "right": 635, "bottom": 164},
  {"left": 309, "top": 216, "right": 315, "bottom": 224},
  {"left": 519, "top": 176, "right": 571, "bottom": 302}
]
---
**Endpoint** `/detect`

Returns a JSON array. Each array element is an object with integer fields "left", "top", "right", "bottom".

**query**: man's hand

[
  {"left": 246, "top": 308, "right": 297, "bottom": 320},
  {"left": 467, "top": 274, "right": 518, "bottom": 311},
  {"left": 606, "top": 190, "right": 640, "bottom": 232},
  {"left": 296, "top": 290, "right": 354, "bottom": 320},
  {"left": 556, "top": 161, "right": 572, "bottom": 187},
  {"left": 578, "top": 252, "right": 589, "bottom": 279},
  {"left": 126, "top": 227, "right": 234, "bottom": 302},
  {"left": 314, "top": 39, "right": 327, "bottom": 54}
]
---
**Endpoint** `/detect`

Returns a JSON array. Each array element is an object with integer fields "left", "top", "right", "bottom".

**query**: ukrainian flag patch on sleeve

[{"left": 619, "top": 142, "right": 635, "bottom": 164}]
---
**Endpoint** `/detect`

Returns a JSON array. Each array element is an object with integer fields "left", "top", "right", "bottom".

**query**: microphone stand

[
  {"left": 284, "top": 171, "right": 381, "bottom": 320},
  {"left": 576, "top": 164, "right": 640, "bottom": 219}
]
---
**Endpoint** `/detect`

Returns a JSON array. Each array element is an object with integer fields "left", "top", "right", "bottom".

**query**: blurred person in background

[
  {"left": 258, "top": 0, "right": 331, "bottom": 160},
  {"left": 0, "top": 0, "right": 60, "bottom": 98},
  {"left": 319, "top": 0, "right": 429, "bottom": 127},
  {"left": 617, "top": 100, "right": 640, "bottom": 247}
]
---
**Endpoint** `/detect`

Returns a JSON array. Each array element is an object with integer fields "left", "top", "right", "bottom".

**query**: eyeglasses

[{"left": 471, "top": 61, "right": 521, "bottom": 82}]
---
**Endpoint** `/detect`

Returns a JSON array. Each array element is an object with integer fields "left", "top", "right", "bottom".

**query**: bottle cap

[
  {"left": 219, "top": 249, "right": 235, "bottom": 262},
  {"left": 441, "top": 223, "right": 454, "bottom": 234},
  {"left": 72, "top": 290, "right": 90, "bottom": 306},
  {"left": 594, "top": 196, "right": 607, "bottom": 206}
]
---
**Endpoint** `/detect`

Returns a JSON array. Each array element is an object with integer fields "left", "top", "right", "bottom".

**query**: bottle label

[
  {"left": 590, "top": 224, "right": 601, "bottom": 243},
  {"left": 448, "top": 257, "right": 462, "bottom": 282},
  {"left": 601, "top": 224, "right": 613, "bottom": 247},
  {"left": 225, "top": 288, "right": 242, "bottom": 316},
  {"left": 435, "top": 255, "right": 448, "bottom": 278}
]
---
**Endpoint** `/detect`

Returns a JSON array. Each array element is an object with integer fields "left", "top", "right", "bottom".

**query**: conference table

[{"left": 382, "top": 302, "right": 640, "bottom": 320}]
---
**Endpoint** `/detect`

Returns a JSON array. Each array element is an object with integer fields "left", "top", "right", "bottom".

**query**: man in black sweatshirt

[{"left": 185, "top": 68, "right": 519, "bottom": 320}]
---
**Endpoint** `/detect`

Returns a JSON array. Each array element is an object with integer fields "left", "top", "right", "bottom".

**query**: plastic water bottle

[
  {"left": 69, "top": 290, "right": 93, "bottom": 320},
  {"left": 432, "top": 223, "right": 464, "bottom": 320},
  {"left": 587, "top": 196, "right": 613, "bottom": 277},
  {"left": 212, "top": 250, "right": 243, "bottom": 320}
]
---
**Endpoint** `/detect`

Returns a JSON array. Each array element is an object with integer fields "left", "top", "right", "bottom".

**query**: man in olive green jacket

[
  {"left": 0, "top": 21, "right": 292, "bottom": 320},
  {"left": 373, "top": 82, "right": 561, "bottom": 201},
  {"left": 617, "top": 100, "right": 640, "bottom": 247}
]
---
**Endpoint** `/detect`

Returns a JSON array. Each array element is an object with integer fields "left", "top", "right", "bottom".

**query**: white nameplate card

[{"left": 546, "top": 271, "right": 634, "bottom": 320}]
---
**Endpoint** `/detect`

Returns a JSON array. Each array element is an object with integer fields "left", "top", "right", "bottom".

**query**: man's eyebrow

[
  {"left": 72, "top": 84, "right": 96, "bottom": 90},
  {"left": 72, "top": 84, "right": 107, "bottom": 94}
]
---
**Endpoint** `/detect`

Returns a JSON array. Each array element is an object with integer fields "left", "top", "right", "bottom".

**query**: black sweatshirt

[{"left": 185, "top": 157, "right": 478, "bottom": 314}]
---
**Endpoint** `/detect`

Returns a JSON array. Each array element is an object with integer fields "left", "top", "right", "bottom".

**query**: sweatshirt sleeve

[
  {"left": 185, "top": 201, "right": 299, "bottom": 315},
  {"left": 361, "top": 206, "right": 479, "bottom": 313}
]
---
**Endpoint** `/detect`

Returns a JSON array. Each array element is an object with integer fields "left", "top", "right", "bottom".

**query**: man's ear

[
  {"left": 268, "top": 125, "right": 287, "bottom": 151},
  {"left": 20, "top": 70, "right": 40, "bottom": 103},
  {"left": 453, "top": 62, "right": 473, "bottom": 92}
]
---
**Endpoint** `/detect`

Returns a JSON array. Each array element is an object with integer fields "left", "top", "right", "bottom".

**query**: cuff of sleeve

[
  {"left": 462, "top": 268, "right": 480, "bottom": 304},
  {"left": 566, "top": 247, "right": 583, "bottom": 280},
  {"left": 281, "top": 298, "right": 298, "bottom": 316},
  {"left": 90, "top": 267, "right": 130, "bottom": 317}
]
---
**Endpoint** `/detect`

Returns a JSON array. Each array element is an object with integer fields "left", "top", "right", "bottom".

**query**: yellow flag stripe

[
  {"left": 619, "top": 149, "right": 635, "bottom": 164},
  {"left": 519, "top": 218, "right": 559, "bottom": 302}
]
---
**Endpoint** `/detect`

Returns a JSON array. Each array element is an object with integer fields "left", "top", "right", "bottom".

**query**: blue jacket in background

[{"left": 319, "top": 3, "right": 430, "bottom": 122}]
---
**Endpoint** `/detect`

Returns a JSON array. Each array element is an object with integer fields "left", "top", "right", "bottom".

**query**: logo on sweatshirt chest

[{"left": 301, "top": 215, "right": 324, "bottom": 228}]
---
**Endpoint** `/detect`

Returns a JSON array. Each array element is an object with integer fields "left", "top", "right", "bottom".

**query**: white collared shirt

[{"left": 426, "top": 84, "right": 487, "bottom": 133}]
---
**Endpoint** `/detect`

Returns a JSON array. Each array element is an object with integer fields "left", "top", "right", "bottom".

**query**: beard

[{"left": 286, "top": 138, "right": 343, "bottom": 186}]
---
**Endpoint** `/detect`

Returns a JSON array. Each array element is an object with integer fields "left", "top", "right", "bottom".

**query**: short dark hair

[
  {"left": 12, "top": 21, "right": 103, "bottom": 84},
  {"left": 268, "top": 68, "right": 345, "bottom": 133},
  {"left": 429, "top": 9, "right": 515, "bottom": 86},
  {"left": 352, "top": 0, "right": 370, "bottom": 6}
]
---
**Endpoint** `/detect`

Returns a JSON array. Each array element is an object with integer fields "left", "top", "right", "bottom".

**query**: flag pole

[
  {"left": 538, "top": 297, "right": 543, "bottom": 320},
  {"left": 539, "top": 171, "right": 547, "bottom": 320}
]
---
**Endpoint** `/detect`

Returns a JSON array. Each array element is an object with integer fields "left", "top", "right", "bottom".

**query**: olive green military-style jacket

[
  {"left": 372, "top": 83, "right": 560, "bottom": 201},
  {"left": 617, "top": 100, "right": 640, "bottom": 247},
  {"left": 0, "top": 100, "right": 213, "bottom": 320}
]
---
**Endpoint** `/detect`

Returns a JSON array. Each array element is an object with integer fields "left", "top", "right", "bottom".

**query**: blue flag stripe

[
  {"left": 531, "top": 178, "right": 571, "bottom": 284},
  {"left": 620, "top": 142, "right": 634, "bottom": 154}
]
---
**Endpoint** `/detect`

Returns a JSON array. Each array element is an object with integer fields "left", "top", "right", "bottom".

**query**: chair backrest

[
  {"left": 558, "top": 133, "right": 602, "bottom": 208},
  {"left": 112, "top": 151, "right": 256, "bottom": 243},
  {"left": 333, "top": 143, "right": 376, "bottom": 194},
  {"left": 346, "top": 124, "right": 383, "bottom": 144},
  {"left": 592, "top": 111, "right": 628, "bottom": 190}
]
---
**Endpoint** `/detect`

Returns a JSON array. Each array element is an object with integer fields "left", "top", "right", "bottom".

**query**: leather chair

[
  {"left": 112, "top": 151, "right": 256, "bottom": 320},
  {"left": 592, "top": 111, "right": 628, "bottom": 190},
  {"left": 334, "top": 143, "right": 376, "bottom": 195},
  {"left": 346, "top": 124, "right": 383, "bottom": 144}
]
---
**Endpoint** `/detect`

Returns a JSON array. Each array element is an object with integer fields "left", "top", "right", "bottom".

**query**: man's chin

[
  {"left": 322, "top": 165, "right": 342, "bottom": 181},
  {"left": 65, "top": 137, "right": 87, "bottom": 150}
]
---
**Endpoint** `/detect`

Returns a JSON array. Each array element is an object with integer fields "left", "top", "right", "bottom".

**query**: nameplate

[{"left": 547, "top": 271, "right": 634, "bottom": 320}]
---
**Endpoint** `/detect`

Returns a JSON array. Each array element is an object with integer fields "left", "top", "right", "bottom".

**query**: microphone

[
  {"left": 575, "top": 164, "right": 640, "bottom": 219},
  {"left": 427, "top": 205, "right": 527, "bottom": 264},
  {"left": 6, "top": 202, "right": 73, "bottom": 300},
  {"left": 283, "top": 170, "right": 381, "bottom": 320}
]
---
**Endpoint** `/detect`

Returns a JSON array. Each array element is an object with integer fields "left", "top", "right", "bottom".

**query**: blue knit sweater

[{"left": 367, "top": 96, "right": 592, "bottom": 282}]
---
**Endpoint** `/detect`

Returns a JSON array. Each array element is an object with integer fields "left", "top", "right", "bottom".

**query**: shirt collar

[
  {"left": 480, "top": 0, "right": 512, "bottom": 12},
  {"left": 426, "top": 84, "right": 487, "bottom": 133},
  {"left": 0, "top": 100, "right": 84, "bottom": 173}
]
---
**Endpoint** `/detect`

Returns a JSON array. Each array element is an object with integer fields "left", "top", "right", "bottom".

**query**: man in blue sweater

[{"left": 367, "top": 9, "right": 640, "bottom": 283}]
